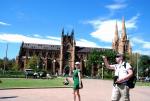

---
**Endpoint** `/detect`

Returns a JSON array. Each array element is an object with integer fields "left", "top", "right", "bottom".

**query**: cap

[
  {"left": 116, "top": 53, "right": 124, "bottom": 57},
  {"left": 75, "top": 62, "right": 80, "bottom": 65}
]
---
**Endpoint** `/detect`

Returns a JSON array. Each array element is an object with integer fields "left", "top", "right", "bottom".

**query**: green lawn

[
  {"left": 136, "top": 82, "right": 150, "bottom": 86},
  {"left": 0, "top": 78, "right": 72, "bottom": 89}
]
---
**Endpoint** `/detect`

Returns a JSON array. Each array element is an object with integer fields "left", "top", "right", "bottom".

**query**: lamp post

[
  {"left": 53, "top": 59, "right": 56, "bottom": 75},
  {"left": 43, "top": 63, "right": 45, "bottom": 70},
  {"left": 136, "top": 53, "right": 139, "bottom": 80},
  {"left": 36, "top": 65, "right": 39, "bottom": 70},
  {"left": 84, "top": 59, "right": 87, "bottom": 69},
  {"left": 102, "top": 62, "right": 104, "bottom": 79},
  {"left": 36, "top": 58, "right": 39, "bottom": 71},
  {"left": 3, "top": 43, "right": 8, "bottom": 74}
]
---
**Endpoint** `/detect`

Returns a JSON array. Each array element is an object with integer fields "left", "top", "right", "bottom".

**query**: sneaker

[{"left": 63, "top": 81, "right": 69, "bottom": 85}]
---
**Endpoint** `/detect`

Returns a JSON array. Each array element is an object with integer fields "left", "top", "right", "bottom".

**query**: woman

[{"left": 73, "top": 62, "right": 82, "bottom": 101}]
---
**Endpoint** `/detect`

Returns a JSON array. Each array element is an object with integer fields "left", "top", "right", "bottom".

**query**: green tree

[
  {"left": 87, "top": 50, "right": 101, "bottom": 77},
  {"left": 139, "top": 55, "right": 150, "bottom": 77},
  {"left": 0, "top": 58, "right": 18, "bottom": 71},
  {"left": 0, "top": 59, "right": 3, "bottom": 70},
  {"left": 7, "top": 58, "right": 16, "bottom": 70},
  {"left": 26, "top": 55, "right": 40, "bottom": 71},
  {"left": 86, "top": 49, "right": 117, "bottom": 78}
]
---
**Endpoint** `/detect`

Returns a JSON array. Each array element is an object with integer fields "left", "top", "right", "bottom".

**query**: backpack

[{"left": 124, "top": 62, "right": 137, "bottom": 89}]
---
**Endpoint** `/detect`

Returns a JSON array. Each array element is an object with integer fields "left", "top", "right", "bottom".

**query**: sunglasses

[{"left": 116, "top": 56, "right": 121, "bottom": 58}]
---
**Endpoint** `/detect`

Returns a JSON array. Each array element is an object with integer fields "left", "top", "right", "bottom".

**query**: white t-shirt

[{"left": 112, "top": 62, "right": 132, "bottom": 82}]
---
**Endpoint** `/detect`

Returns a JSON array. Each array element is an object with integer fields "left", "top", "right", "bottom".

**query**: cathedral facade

[{"left": 17, "top": 18, "right": 131, "bottom": 75}]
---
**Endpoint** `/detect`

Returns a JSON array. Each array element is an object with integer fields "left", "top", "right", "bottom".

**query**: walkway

[{"left": 0, "top": 79, "right": 150, "bottom": 101}]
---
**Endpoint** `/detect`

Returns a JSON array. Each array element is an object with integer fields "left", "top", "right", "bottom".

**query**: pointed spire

[
  {"left": 114, "top": 21, "right": 119, "bottom": 42},
  {"left": 61, "top": 28, "right": 64, "bottom": 36},
  {"left": 61, "top": 28, "right": 64, "bottom": 44},
  {"left": 121, "top": 16, "right": 127, "bottom": 40},
  {"left": 112, "top": 21, "right": 119, "bottom": 51},
  {"left": 71, "top": 29, "right": 74, "bottom": 38}
]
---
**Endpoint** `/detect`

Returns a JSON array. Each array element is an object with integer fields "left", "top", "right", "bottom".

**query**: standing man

[{"left": 102, "top": 53, "right": 133, "bottom": 101}]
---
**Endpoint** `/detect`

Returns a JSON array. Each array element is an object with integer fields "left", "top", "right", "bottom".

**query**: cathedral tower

[
  {"left": 59, "top": 29, "right": 75, "bottom": 75},
  {"left": 112, "top": 17, "right": 132, "bottom": 54}
]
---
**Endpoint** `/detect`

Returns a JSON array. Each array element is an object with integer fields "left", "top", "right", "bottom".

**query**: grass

[
  {"left": 136, "top": 82, "right": 150, "bottom": 86},
  {"left": 0, "top": 78, "right": 149, "bottom": 89},
  {"left": 0, "top": 77, "right": 72, "bottom": 89}
]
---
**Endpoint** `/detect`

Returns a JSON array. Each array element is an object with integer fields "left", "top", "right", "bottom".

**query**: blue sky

[{"left": 0, "top": 0, "right": 150, "bottom": 59}]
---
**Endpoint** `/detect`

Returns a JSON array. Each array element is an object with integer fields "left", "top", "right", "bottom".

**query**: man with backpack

[{"left": 102, "top": 53, "right": 133, "bottom": 101}]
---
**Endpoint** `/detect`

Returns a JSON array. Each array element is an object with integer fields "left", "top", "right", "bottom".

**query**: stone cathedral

[{"left": 17, "top": 18, "right": 131, "bottom": 75}]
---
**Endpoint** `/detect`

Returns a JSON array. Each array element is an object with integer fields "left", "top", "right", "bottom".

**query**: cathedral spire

[
  {"left": 71, "top": 29, "right": 74, "bottom": 38},
  {"left": 114, "top": 21, "right": 119, "bottom": 42},
  {"left": 61, "top": 28, "right": 64, "bottom": 36},
  {"left": 112, "top": 21, "right": 119, "bottom": 51},
  {"left": 121, "top": 17, "right": 127, "bottom": 41}
]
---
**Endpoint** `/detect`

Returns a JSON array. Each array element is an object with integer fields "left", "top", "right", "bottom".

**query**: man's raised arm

[{"left": 102, "top": 56, "right": 115, "bottom": 70}]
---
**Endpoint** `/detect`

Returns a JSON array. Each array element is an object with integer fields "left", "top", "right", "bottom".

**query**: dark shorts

[
  {"left": 73, "top": 84, "right": 79, "bottom": 90},
  {"left": 64, "top": 73, "right": 69, "bottom": 77},
  {"left": 73, "top": 82, "right": 83, "bottom": 90}
]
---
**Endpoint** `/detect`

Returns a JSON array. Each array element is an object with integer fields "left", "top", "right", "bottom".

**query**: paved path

[{"left": 0, "top": 79, "right": 150, "bottom": 101}]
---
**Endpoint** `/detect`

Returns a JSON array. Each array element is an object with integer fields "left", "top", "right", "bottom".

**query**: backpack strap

[{"left": 123, "top": 62, "right": 126, "bottom": 69}]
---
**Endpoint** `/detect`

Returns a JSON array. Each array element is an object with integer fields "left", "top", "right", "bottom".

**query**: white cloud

[
  {"left": 105, "top": 3, "right": 127, "bottom": 10},
  {"left": 131, "top": 37, "right": 145, "bottom": 44},
  {"left": 33, "top": 34, "right": 41, "bottom": 38},
  {"left": 0, "top": 33, "right": 60, "bottom": 45},
  {"left": 133, "top": 49, "right": 150, "bottom": 56},
  {"left": 47, "top": 36, "right": 60, "bottom": 41},
  {"left": 143, "top": 43, "right": 150, "bottom": 49},
  {"left": 87, "top": 14, "right": 139, "bottom": 43},
  {"left": 126, "top": 13, "right": 140, "bottom": 29},
  {"left": 76, "top": 39, "right": 101, "bottom": 48},
  {"left": 0, "top": 21, "right": 11, "bottom": 26},
  {"left": 0, "top": 33, "right": 103, "bottom": 48},
  {"left": 132, "top": 37, "right": 150, "bottom": 49},
  {"left": 105, "top": 0, "right": 128, "bottom": 16}
]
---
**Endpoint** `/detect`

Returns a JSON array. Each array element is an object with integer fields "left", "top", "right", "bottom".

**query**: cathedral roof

[
  {"left": 22, "top": 43, "right": 60, "bottom": 50},
  {"left": 75, "top": 46, "right": 110, "bottom": 53},
  {"left": 21, "top": 43, "right": 110, "bottom": 53}
]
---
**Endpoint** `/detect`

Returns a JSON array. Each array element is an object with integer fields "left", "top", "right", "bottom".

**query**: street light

[
  {"left": 136, "top": 53, "right": 139, "bottom": 80},
  {"left": 43, "top": 63, "right": 45, "bottom": 69},
  {"left": 84, "top": 59, "right": 87, "bottom": 68},
  {"left": 102, "top": 62, "right": 104, "bottom": 79},
  {"left": 36, "top": 57, "right": 39, "bottom": 70},
  {"left": 3, "top": 43, "right": 8, "bottom": 74},
  {"left": 53, "top": 59, "right": 56, "bottom": 75}
]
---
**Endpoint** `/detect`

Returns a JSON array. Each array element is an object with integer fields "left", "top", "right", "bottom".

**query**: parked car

[
  {"left": 145, "top": 76, "right": 150, "bottom": 82},
  {"left": 24, "top": 69, "right": 34, "bottom": 78}
]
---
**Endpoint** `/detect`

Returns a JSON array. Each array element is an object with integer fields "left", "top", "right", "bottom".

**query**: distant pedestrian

[{"left": 63, "top": 65, "right": 70, "bottom": 85}]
